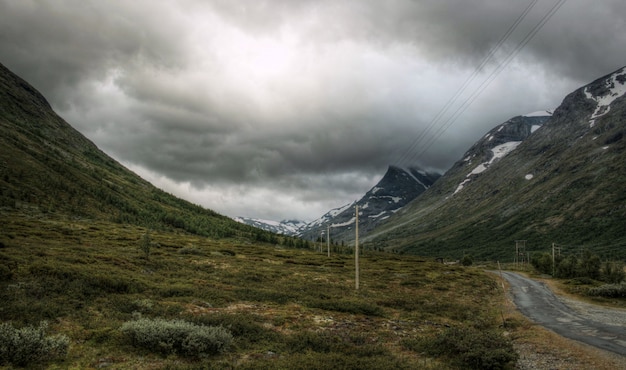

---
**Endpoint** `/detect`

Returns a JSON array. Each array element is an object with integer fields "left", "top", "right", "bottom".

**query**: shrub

[
  {"left": 0, "top": 321, "right": 69, "bottom": 367},
  {"left": 188, "top": 313, "right": 280, "bottom": 347},
  {"left": 588, "top": 283, "right": 626, "bottom": 298},
  {"left": 139, "top": 231, "right": 151, "bottom": 259},
  {"left": 120, "top": 317, "right": 232, "bottom": 358},
  {"left": 601, "top": 261, "right": 625, "bottom": 284},
  {"left": 409, "top": 326, "right": 518, "bottom": 370},
  {"left": 531, "top": 252, "right": 553, "bottom": 275},
  {"left": 461, "top": 254, "right": 474, "bottom": 266}
]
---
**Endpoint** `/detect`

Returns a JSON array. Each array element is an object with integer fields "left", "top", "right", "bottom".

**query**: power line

[
  {"left": 405, "top": 0, "right": 568, "bottom": 165},
  {"left": 395, "top": 0, "right": 539, "bottom": 167},
  {"left": 397, "top": 0, "right": 568, "bottom": 167}
]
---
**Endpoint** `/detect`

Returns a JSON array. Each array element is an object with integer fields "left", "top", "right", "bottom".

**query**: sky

[{"left": 1, "top": 0, "right": 625, "bottom": 222}]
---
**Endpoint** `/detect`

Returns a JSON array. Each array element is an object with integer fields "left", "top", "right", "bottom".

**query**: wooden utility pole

[
  {"left": 355, "top": 205, "right": 359, "bottom": 290},
  {"left": 515, "top": 240, "right": 526, "bottom": 268},
  {"left": 552, "top": 243, "right": 555, "bottom": 277},
  {"left": 327, "top": 224, "right": 330, "bottom": 257},
  {"left": 552, "top": 243, "right": 561, "bottom": 276}
]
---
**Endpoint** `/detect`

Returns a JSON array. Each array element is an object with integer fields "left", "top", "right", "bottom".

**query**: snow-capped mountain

[
  {"left": 298, "top": 166, "right": 441, "bottom": 243},
  {"left": 233, "top": 217, "right": 307, "bottom": 235}
]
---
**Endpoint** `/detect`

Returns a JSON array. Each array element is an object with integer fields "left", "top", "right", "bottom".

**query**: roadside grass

[{"left": 2, "top": 211, "right": 512, "bottom": 368}]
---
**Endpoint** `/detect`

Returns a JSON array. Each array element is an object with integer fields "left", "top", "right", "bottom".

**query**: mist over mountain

[{"left": 369, "top": 66, "right": 626, "bottom": 261}]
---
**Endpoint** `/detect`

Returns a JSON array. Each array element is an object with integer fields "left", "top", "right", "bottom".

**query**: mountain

[
  {"left": 298, "top": 166, "right": 440, "bottom": 243},
  {"left": 233, "top": 217, "right": 307, "bottom": 235},
  {"left": 449, "top": 112, "right": 552, "bottom": 196},
  {"left": 0, "top": 62, "right": 271, "bottom": 240},
  {"left": 369, "top": 66, "right": 626, "bottom": 261}
]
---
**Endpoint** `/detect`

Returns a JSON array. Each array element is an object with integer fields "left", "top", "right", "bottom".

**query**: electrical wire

[
  {"left": 395, "top": 0, "right": 539, "bottom": 167},
  {"left": 396, "top": 0, "right": 568, "bottom": 167}
]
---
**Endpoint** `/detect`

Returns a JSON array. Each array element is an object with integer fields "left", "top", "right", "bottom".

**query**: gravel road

[{"left": 499, "top": 271, "right": 626, "bottom": 356}]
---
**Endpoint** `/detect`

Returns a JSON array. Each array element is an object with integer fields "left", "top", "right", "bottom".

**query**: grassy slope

[
  {"left": 1, "top": 212, "right": 507, "bottom": 369},
  {"left": 0, "top": 62, "right": 272, "bottom": 241}
]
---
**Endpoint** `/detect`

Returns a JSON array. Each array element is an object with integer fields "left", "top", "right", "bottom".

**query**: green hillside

[
  {"left": 0, "top": 62, "right": 276, "bottom": 241},
  {"left": 369, "top": 67, "right": 626, "bottom": 262}
]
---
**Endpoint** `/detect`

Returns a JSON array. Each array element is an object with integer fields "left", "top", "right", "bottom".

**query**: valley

[
  {"left": 0, "top": 39, "right": 625, "bottom": 368},
  {"left": 2, "top": 210, "right": 624, "bottom": 369}
]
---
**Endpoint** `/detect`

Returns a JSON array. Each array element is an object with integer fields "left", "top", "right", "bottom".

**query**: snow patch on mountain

[
  {"left": 234, "top": 217, "right": 308, "bottom": 235},
  {"left": 584, "top": 67, "right": 626, "bottom": 127},
  {"left": 454, "top": 141, "right": 522, "bottom": 195},
  {"left": 369, "top": 211, "right": 388, "bottom": 219},
  {"left": 331, "top": 217, "right": 356, "bottom": 228}
]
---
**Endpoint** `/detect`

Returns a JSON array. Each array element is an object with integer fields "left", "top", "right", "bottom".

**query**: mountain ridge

[
  {"left": 297, "top": 165, "right": 440, "bottom": 243},
  {"left": 369, "top": 66, "right": 626, "bottom": 261}
]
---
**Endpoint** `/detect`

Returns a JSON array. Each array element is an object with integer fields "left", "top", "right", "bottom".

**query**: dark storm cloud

[{"left": 1, "top": 0, "right": 625, "bottom": 220}]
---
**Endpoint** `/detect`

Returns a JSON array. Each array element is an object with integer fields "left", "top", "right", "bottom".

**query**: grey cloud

[{"left": 1, "top": 0, "right": 625, "bottom": 220}]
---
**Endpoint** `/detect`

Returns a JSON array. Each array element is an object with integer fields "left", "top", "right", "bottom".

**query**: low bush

[
  {"left": 120, "top": 317, "right": 232, "bottom": 358},
  {"left": 0, "top": 321, "right": 69, "bottom": 367},
  {"left": 405, "top": 325, "right": 518, "bottom": 370},
  {"left": 588, "top": 283, "right": 626, "bottom": 298},
  {"left": 187, "top": 313, "right": 280, "bottom": 347}
]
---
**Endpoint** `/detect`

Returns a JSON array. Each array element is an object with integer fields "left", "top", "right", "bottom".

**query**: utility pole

[
  {"left": 327, "top": 224, "right": 330, "bottom": 257},
  {"left": 552, "top": 243, "right": 555, "bottom": 277},
  {"left": 515, "top": 240, "right": 526, "bottom": 268},
  {"left": 552, "top": 243, "right": 561, "bottom": 277},
  {"left": 319, "top": 231, "right": 324, "bottom": 253},
  {"left": 355, "top": 205, "right": 359, "bottom": 290}
]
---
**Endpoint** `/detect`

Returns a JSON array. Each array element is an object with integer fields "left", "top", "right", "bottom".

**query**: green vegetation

[
  {"left": 403, "top": 325, "right": 518, "bottom": 370},
  {"left": 530, "top": 250, "right": 624, "bottom": 283},
  {"left": 588, "top": 283, "right": 626, "bottom": 298},
  {"left": 369, "top": 87, "right": 626, "bottom": 261},
  {"left": 0, "top": 321, "right": 69, "bottom": 367},
  {"left": 120, "top": 317, "right": 233, "bottom": 357},
  {"left": 0, "top": 211, "right": 515, "bottom": 368}
]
